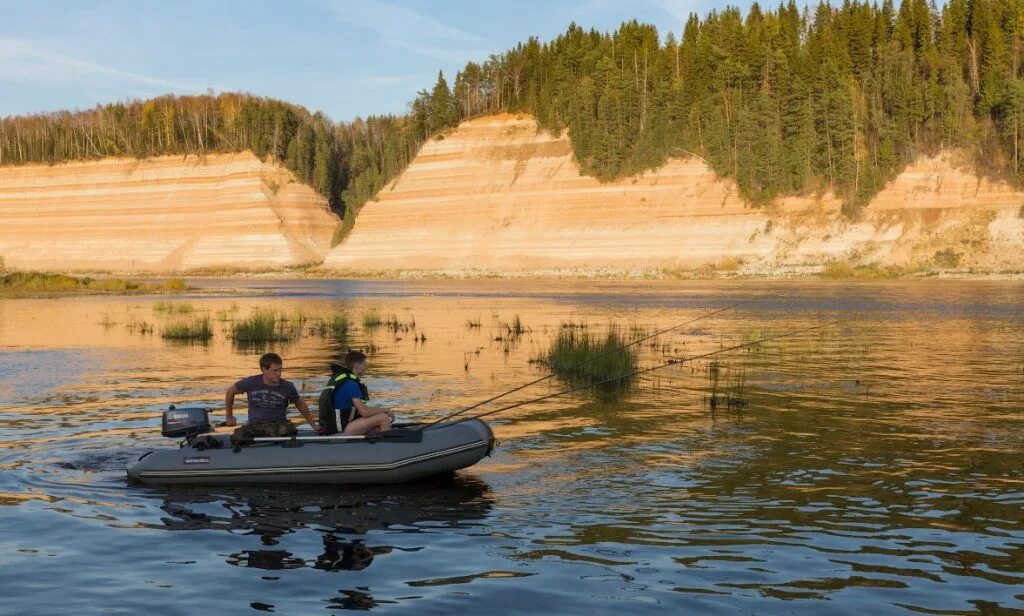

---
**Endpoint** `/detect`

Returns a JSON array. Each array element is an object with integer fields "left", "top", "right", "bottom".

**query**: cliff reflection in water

[{"left": 145, "top": 476, "right": 493, "bottom": 574}]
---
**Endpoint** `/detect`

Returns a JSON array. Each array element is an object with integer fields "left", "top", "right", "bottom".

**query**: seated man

[
  {"left": 324, "top": 350, "right": 394, "bottom": 436},
  {"left": 225, "top": 352, "right": 318, "bottom": 447}
]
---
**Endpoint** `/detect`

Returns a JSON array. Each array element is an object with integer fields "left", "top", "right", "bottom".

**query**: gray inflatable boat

[{"left": 127, "top": 407, "right": 495, "bottom": 485}]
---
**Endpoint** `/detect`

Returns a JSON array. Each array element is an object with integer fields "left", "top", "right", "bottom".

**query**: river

[{"left": 0, "top": 279, "right": 1021, "bottom": 614}]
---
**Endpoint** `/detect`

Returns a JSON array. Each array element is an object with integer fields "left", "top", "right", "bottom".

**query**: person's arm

[
  {"left": 224, "top": 384, "right": 239, "bottom": 426},
  {"left": 352, "top": 398, "right": 394, "bottom": 420},
  {"left": 293, "top": 397, "right": 319, "bottom": 431}
]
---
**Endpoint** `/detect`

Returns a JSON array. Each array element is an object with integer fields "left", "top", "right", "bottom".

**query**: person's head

[
  {"left": 345, "top": 349, "right": 368, "bottom": 375},
  {"left": 259, "top": 352, "right": 283, "bottom": 384}
]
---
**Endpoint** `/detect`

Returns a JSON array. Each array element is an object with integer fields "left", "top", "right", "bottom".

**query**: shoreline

[{"left": 4, "top": 266, "right": 1023, "bottom": 287}]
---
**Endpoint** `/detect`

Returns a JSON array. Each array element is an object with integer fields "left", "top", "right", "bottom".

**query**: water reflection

[
  {"left": 1, "top": 280, "right": 1023, "bottom": 613},
  {"left": 145, "top": 476, "right": 492, "bottom": 575}
]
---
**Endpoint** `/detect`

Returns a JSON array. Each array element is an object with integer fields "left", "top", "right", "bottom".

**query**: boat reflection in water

[{"left": 142, "top": 474, "right": 493, "bottom": 577}]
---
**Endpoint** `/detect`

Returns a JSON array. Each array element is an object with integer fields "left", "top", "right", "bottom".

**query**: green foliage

[
  {"left": 231, "top": 309, "right": 293, "bottom": 343},
  {"left": 821, "top": 261, "right": 904, "bottom": 279},
  {"left": 544, "top": 324, "right": 638, "bottom": 390},
  {"left": 440, "top": 1, "right": 1024, "bottom": 213},
  {"left": 161, "top": 317, "right": 213, "bottom": 341},
  {"left": 311, "top": 314, "right": 350, "bottom": 339},
  {"left": 362, "top": 310, "right": 383, "bottom": 330},
  {"left": 0, "top": 93, "right": 429, "bottom": 231},
  {"left": 327, "top": 315, "right": 350, "bottom": 338},
  {"left": 153, "top": 300, "right": 195, "bottom": 314},
  {"left": 161, "top": 278, "right": 190, "bottom": 292},
  {"left": 8, "top": 0, "right": 1024, "bottom": 220},
  {"left": 0, "top": 271, "right": 180, "bottom": 296},
  {"left": 932, "top": 248, "right": 962, "bottom": 268}
]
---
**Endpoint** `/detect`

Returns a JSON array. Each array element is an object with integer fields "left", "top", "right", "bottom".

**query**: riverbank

[
  {"left": 0, "top": 271, "right": 193, "bottom": 298},
  {"left": 8, "top": 265, "right": 1022, "bottom": 289}
]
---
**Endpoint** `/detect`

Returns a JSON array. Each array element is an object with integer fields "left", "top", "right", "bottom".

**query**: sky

[{"left": 0, "top": 0, "right": 759, "bottom": 123}]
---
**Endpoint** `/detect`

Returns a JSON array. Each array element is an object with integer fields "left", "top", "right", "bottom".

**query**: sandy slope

[
  {"left": 0, "top": 152, "right": 338, "bottom": 272},
  {"left": 324, "top": 114, "right": 1024, "bottom": 275}
]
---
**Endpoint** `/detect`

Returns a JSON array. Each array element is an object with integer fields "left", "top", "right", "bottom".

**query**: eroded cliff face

[
  {"left": 0, "top": 152, "right": 338, "bottom": 272},
  {"left": 324, "top": 114, "right": 1024, "bottom": 275},
  {"left": 3, "top": 116, "right": 1022, "bottom": 277}
]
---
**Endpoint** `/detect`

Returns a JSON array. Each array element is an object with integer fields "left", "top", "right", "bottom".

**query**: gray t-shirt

[{"left": 235, "top": 375, "right": 300, "bottom": 424}]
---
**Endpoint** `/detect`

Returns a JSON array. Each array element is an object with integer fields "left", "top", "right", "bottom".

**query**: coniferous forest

[{"left": 3, "top": 0, "right": 1024, "bottom": 223}]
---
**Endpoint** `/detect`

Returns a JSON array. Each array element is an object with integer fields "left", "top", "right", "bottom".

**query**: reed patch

[
  {"left": 161, "top": 316, "right": 213, "bottom": 342},
  {"left": 540, "top": 324, "right": 638, "bottom": 392}
]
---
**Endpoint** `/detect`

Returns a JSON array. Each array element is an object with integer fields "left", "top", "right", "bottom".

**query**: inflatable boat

[{"left": 126, "top": 407, "right": 495, "bottom": 485}]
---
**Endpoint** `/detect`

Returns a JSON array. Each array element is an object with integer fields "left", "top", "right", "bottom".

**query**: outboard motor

[{"left": 161, "top": 405, "right": 211, "bottom": 439}]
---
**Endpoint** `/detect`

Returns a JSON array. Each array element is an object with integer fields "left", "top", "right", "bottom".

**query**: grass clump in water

[
  {"left": 328, "top": 315, "right": 350, "bottom": 337},
  {"left": 312, "top": 315, "right": 350, "bottom": 339},
  {"left": 362, "top": 310, "right": 383, "bottom": 330},
  {"left": 231, "top": 309, "right": 292, "bottom": 343},
  {"left": 153, "top": 300, "right": 195, "bottom": 314},
  {"left": 161, "top": 316, "right": 213, "bottom": 341},
  {"left": 506, "top": 315, "right": 527, "bottom": 336},
  {"left": 542, "top": 324, "right": 638, "bottom": 392}
]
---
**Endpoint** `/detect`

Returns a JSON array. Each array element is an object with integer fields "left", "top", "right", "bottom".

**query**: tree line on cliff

[
  {"left": 0, "top": 93, "right": 422, "bottom": 240},
  {"left": 3, "top": 0, "right": 1024, "bottom": 219},
  {"left": 445, "top": 0, "right": 1024, "bottom": 212}
]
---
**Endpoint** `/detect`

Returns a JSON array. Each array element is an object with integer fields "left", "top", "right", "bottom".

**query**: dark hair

[
  {"left": 259, "top": 352, "right": 283, "bottom": 369},
  {"left": 344, "top": 349, "right": 367, "bottom": 367}
]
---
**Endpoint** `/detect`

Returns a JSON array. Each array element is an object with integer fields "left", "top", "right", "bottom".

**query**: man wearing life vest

[{"left": 320, "top": 350, "right": 393, "bottom": 435}]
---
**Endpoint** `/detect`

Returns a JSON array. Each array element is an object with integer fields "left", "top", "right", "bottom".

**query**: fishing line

[
  {"left": 427, "top": 320, "right": 837, "bottom": 429},
  {"left": 420, "top": 293, "right": 778, "bottom": 428}
]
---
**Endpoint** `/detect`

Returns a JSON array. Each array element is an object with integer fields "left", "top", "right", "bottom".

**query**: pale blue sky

[{"left": 1, "top": 0, "right": 758, "bottom": 122}]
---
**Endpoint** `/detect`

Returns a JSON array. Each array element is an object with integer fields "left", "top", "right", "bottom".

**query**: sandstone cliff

[
  {"left": 324, "top": 114, "right": 1024, "bottom": 275},
  {"left": 0, "top": 152, "right": 338, "bottom": 272}
]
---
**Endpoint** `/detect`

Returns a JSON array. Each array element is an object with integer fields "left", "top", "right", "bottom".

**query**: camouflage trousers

[{"left": 231, "top": 419, "right": 297, "bottom": 447}]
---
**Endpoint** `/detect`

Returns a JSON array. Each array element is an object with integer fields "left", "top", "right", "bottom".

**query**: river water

[{"left": 0, "top": 279, "right": 1021, "bottom": 615}]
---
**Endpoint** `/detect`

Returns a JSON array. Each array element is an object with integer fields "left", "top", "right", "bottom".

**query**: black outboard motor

[{"left": 161, "top": 405, "right": 211, "bottom": 439}]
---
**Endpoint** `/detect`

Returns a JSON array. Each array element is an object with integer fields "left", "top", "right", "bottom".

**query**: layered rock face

[
  {"left": 325, "top": 114, "right": 1024, "bottom": 274},
  {"left": 0, "top": 152, "right": 338, "bottom": 272}
]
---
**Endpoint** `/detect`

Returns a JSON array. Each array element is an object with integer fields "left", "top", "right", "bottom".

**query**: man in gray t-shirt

[{"left": 224, "top": 352, "right": 318, "bottom": 446}]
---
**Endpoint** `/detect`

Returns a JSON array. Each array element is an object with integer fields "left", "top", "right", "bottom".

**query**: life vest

[{"left": 317, "top": 366, "right": 370, "bottom": 435}]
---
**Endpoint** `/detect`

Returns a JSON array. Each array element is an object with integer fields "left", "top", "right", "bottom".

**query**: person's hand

[{"left": 224, "top": 415, "right": 237, "bottom": 427}]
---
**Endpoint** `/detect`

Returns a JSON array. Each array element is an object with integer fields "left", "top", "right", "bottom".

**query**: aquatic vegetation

[
  {"left": 542, "top": 324, "right": 638, "bottom": 390},
  {"left": 287, "top": 309, "right": 309, "bottom": 332},
  {"left": 704, "top": 360, "right": 747, "bottom": 412},
  {"left": 506, "top": 315, "right": 527, "bottom": 336},
  {"left": 100, "top": 314, "right": 117, "bottom": 329},
  {"left": 215, "top": 303, "right": 241, "bottom": 322},
  {"left": 161, "top": 316, "right": 213, "bottom": 341},
  {"left": 231, "top": 310, "right": 293, "bottom": 343},
  {"left": 385, "top": 313, "right": 404, "bottom": 332},
  {"left": 310, "top": 314, "right": 350, "bottom": 339},
  {"left": 153, "top": 300, "right": 195, "bottom": 314},
  {"left": 321, "top": 315, "right": 350, "bottom": 339},
  {"left": 362, "top": 310, "right": 383, "bottom": 330},
  {"left": 124, "top": 317, "right": 154, "bottom": 335},
  {"left": 466, "top": 318, "right": 482, "bottom": 329}
]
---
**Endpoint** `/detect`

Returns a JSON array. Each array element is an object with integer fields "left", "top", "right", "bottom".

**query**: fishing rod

[
  {"left": 421, "top": 294, "right": 777, "bottom": 429},
  {"left": 426, "top": 320, "right": 836, "bottom": 429}
]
